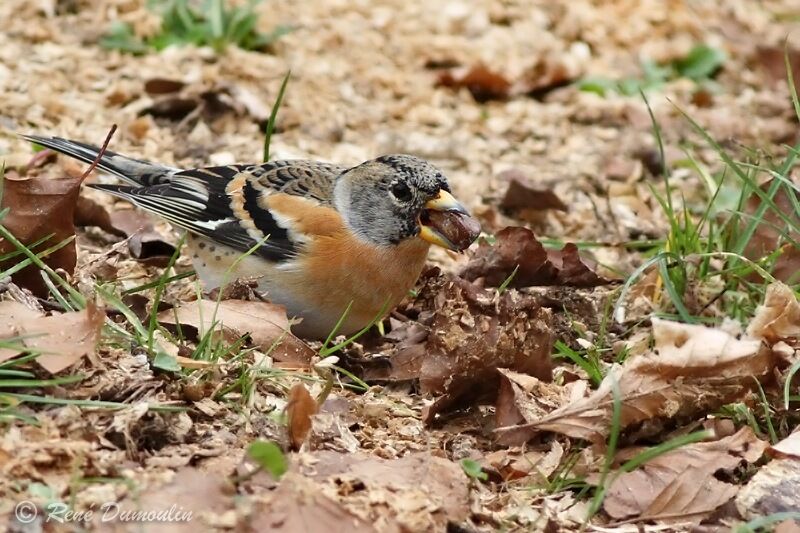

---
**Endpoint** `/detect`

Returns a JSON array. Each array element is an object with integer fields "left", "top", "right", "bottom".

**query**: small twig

[
  {"left": 79, "top": 124, "right": 118, "bottom": 182},
  {"left": 698, "top": 286, "right": 727, "bottom": 314}
]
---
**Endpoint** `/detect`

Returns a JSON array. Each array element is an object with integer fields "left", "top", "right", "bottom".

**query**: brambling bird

[{"left": 23, "top": 135, "right": 481, "bottom": 338}]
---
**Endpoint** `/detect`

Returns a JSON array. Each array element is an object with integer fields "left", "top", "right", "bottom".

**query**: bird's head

[{"left": 333, "top": 154, "right": 480, "bottom": 250}]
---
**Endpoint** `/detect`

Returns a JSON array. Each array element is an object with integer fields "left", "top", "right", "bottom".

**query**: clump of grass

[
  {"left": 101, "top": 0, "right": 292, "bottom": 55},
  {"left": 614, "top": 85, "right": 800, "bottom": 326},
  {"left": 578, "top": 44, "right": 726, "bottom": 97}
]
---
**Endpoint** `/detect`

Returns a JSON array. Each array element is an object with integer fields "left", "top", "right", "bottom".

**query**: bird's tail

[{"left": 19, "top": 134, "right": 177, "bottom": 187}]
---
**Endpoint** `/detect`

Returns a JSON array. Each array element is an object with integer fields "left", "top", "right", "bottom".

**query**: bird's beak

[
  {"left": 418, "top": 190, "right": 475, "bottom": 251},
  {"left": 424, "top": 189, "right": 469, "bottom": 215}
]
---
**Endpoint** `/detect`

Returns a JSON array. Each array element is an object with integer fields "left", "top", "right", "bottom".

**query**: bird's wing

[{"left": 90, "top": 161, "right": 347, "bottom": 262}]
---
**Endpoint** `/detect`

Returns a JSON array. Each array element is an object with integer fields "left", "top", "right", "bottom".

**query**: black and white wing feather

[{"left": 21, "top": 135, "right": 346, "bottom": 262}]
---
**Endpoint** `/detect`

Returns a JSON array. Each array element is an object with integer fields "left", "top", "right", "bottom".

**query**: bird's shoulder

[
  {"left": 173, "top": 159, "right": 346, "bottom": 205},
  {"left": 149, "top": 159, "right": 349, "bottom": 262}
]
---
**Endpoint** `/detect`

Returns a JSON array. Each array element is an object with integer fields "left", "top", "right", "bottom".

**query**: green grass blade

[
  {"left": 321, "top": 301, "right": 353, "bottom": 352},
  {"left": 618, "top": 430, "right": 712, "bottom": 472},
  {"left": 785, "top": 43, "right": 800, "bottom": 122},
  {"left": 0, "top": 375, "right": 84, "bottom": 388},
  {"left": 553, "top": 340, "right": 603, "bottom": 386},
  {"left": 0, "top": 224, "right": 85, "bottom": 307},
  {"left": 122, "top": 270, "right": 196, "bottom": 295},
  {"left": 586, "top": 376, "right": 622, "bottom": 521},
  {"left": 147, "top": 234, "right": 186, "bottom": 352},
  {"left": 784, "top": 358, "right": 800, "bottom": 410},
  {"left": 657, "top": 258, "right": 694, "bottom": 322},
  {"left": 3, "top": 392, "right": 184, "bottom": 411},
  {"left": 263, "top": 71, "right": 291, "bottom": 162}
]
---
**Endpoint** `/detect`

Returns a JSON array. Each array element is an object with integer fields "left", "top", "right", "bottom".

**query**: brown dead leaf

[
  {"left": 158, "top": 299, "right": 314, "bottom": 363},
  {"left": 437, "top": 64, "right": 511, "bottom": 102},
  {"left": 498, "top": 169, "right": 568, "bottom": 212},
  {"left": 548, "top": 243, "right": 609, "bottom": 287},
  {"left": 0, "top": 170, "right": 83, "bottom": 297},
  {"left": 746, "top": 282, "right": 800, "bottom": 344},
  {"left": 286, "top": 383, "right": 318, "bottom": 450},
  {"left": 461, "top": 226, "right": 610, "bottom": 288},
  {"left": 101, "top": 468, "right": 234, "bottom": 532},
  {"left": 71, "top": 186, "right": 176, "bottom": 264},
  {"left": 770, "top": 430, "right": 800, "bottom": 460},
  {"left": 482, "top": 440, "right": 564, "bottom": 482},
  {"left": 357, "top": 320, "right": 429, "bottom": 383},
  {"left": 754, "top": 46, "right": 800, "bottom": 95},
  {"left": 0, "top": 301, "right": 104, "bottom": 373},
  {"left": 692, "top": 87, "right": 715, "bottom": 108},
  {"left": 495, "top": 368, "right": 583, "bottom": 429},
  {"left": 518, "top": 56, "right": 579, "bottom": 99},
  {"left": 0, "top": 301, "right": 43, "bottom": 363},
  {"left": 736, "top": 455, "right": 800, "bottom": 522},
  {"left": 106, "top": 209, "right": 177, "bottom": 264},
  {"left": 776, "top": 520, "right": 800, "bottom": 533},
  {"left": 74, "top": 195, "right": 126, "bottom": 237},
  {"left": 299, "top": 450, "right": 468, "bottom": 531},
  {"left": 413, "top": 274, "right": 553, "bottom": 423},
  {"left": 462, "top": 227, "right": 552, "bottom": 287},
  {"left": 742, "top": 179, "right": 800, "bottom": 284},
  {"left": 308, "top": 396, "right": 359, "bottom": 453},
  {"left": 144, "top": 77, "right": 186, "bottom": 95},
  {"left": 205, "top": 277, "right": 263, "bottom": 301},
  {"left": 250, "top": 472, "right": 382, "bottom": 532},
  {"left": 356, "top": 272, "right": 553, "bottom": 422},
  {"left": 496, "top": 318, "right": 773, "bottom": 445},
  {"left": 139, "top": 81, "right": 270, "bottom": 125},
  {"left": 602, "top": 427, "right": 767, "bottom": 521}
]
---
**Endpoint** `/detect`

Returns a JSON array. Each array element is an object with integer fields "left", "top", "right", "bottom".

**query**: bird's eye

[{"left": 391, "top": 181, "right": 413, "bottom": 202}]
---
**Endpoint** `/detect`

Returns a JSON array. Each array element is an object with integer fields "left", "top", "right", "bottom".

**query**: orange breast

[{"left": 264, "top": 194, "right": 431, "bottom": 336}]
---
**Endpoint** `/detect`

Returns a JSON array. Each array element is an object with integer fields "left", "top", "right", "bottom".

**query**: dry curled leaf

[
  {"left": 481, "top": 440, "right": 564, "bottom": 483},
  {"left": 250, "top": 472, "right": 382, "bottom": 532},
  {"left": 357, "top": 271, "right": 554, "bottom": 422},
  {"left": 461, "top": 226, "right": 610, "bottom": 288},
  {"left": 742, "top": 179, "right": 800, "bottom": 284},
  {"left": 106, "top": 209, "right": 176, "bottom": 265},
  {"left": 418, "top": 274, "right": 553, "bottom": 422},
  {"left": 746, "top": 282, "right": 800, "bottom": 344},
  {"left": 754, "top": 46, "right": 800, "bottom": 95},
  {"left": 144, "top": 77, "right": 186, "bottom": 95},
  {"left": 0, "top": 170, "right": 83, "bottom": 296},
  {"left": 769, "top": 430, "right": 800, "bottom": 460},
  {"left": 602, "top": 427, "right": 767, "bottom": 522},
  {"left": 736, "top": 454, "right": 800, "bottom": 522},
  {"left": 518, "top": 56, "right": 579, "bottom": 99},
  {"left": 0, "top": 301, "right": 104, "bottom": 373},
  {"left": 138, "top": 81, "right": 271, "bottom": 126},
  {"left": 286, "top": 383, "right": 318, "bottom": 450},
  {"left": 102, "top": 468, "right": 234, "bottom": 532},
  {"left": 157, "top": 299, "right": 313, "bottom": 363},
  {"left": 495, "top": 368, "right": 582, "bottom": 429},
  {"left": 498, "top": 169, "right": 567, "bottom": 212},
  {"left": 74, "top": 195, "right": 125, "bottom": 237},
  {"left": 437, "top": 64, "right": 511, "bottom": 102},
  {"left": 496, "top": 318, "right": 774, "bottom": 445},
  {"left": 299, "top": 450, "right": 468, "bottom": 531}
]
